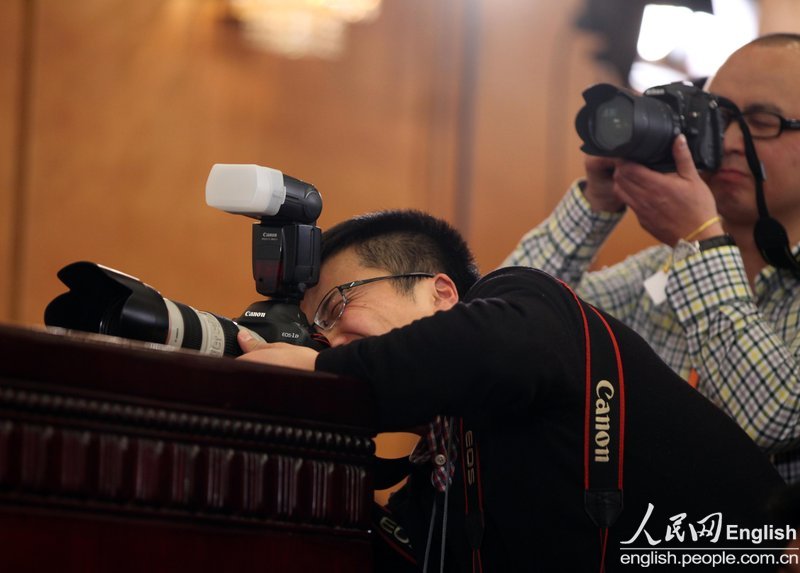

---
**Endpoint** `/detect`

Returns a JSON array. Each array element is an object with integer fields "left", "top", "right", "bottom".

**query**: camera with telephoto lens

[
  {"left": 44, "top": 164, "right": 325, "bottom": 357},
  {"left": 574, "top": 81, "right": 727, "bottom": 172}
]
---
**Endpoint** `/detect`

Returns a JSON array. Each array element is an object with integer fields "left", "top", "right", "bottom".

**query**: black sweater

[{"left": 316, "top": 267, "right": 785, "bottom": 572}]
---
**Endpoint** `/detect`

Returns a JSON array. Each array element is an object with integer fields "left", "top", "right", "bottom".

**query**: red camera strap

[
  {"left": 560, "top": 280, "right": 626, "bottom": 573},
  {"left": 375, "top": 279, "right": 625, "bottom": 573},
  {"left": 456, "top": 281, "right": 625, "bottom": 573}
]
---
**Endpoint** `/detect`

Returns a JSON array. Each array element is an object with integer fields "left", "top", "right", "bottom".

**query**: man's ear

[{"left": 431, "top": 273, "right": 459, "bottom": 310}]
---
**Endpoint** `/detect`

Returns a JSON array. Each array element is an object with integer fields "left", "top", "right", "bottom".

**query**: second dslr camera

[{"left": 575, "top": 81, "right": 729, "bottom": 172}]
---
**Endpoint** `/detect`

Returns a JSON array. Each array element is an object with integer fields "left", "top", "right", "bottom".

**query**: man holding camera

[
  {"left": 504, "top": 33, "right": 800, "bottom": 483},
  {"left": 238, "top": 208, "right": 783, "bottom": 572}
]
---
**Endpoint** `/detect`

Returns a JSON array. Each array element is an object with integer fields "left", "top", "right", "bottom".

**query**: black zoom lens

[
  {"left": 575, "top": 83, "right": 680, "bottom": 169},
  {"left": 45, "top": 261, "right": 258, "bottom": 357},
  {"left": 593, "top": 96, "right": 634, "bottom": 149}
]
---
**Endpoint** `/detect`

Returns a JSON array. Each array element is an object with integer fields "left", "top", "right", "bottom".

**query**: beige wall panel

[
  {"left": 466, "top": 0, "right": 656, "bottom": 272},
  {"left": 0, "top": 1, "right": 23, "bottom": 323},
  {"left": 19, "top": 0, "right": 734, "bottom": 325},
  {"left": 760, "top": 0, "right": 800, "bottom": 34},
  {"left": 19, "top": 0, "right": 463, "bottom": 324}
]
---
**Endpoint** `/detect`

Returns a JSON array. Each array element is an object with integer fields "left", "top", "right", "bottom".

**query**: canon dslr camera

[
  {"left": 575, "top": 81, "right": 727, "bottom": 172},
  {"left": 44, "top": 164, "right": 324, "bottom": 357}
]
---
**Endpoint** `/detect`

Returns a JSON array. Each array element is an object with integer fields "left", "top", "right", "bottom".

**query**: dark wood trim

[{"left": 0, "top": 324, "right": 376, "bottom": 571}]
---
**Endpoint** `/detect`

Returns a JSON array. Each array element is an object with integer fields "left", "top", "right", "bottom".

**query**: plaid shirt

[
  {"left": 503, "top": 180, "right": 800, "bottom": 483},
  {"left": 409, "top": 416, "right": 458, "bottom": 492}
]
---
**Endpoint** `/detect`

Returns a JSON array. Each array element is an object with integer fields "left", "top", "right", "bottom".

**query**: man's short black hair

[{"left": 321, "top": 209, "right": 481, "bottom": 297}]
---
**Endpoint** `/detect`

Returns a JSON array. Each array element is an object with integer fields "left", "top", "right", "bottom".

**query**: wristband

[
  {"left": 673, "top": 235, "right": 736, "bottom": 262},
  {"left": 698, "top": 234, "right": 736, "bottom": 252}
]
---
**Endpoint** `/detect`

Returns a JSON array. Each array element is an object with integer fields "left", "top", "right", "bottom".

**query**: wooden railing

[{"left": 0, "top": 324, "right": 376, "bottom": 572}]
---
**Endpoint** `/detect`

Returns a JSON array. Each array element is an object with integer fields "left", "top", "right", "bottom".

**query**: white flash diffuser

[{"left": 206, "top": 164, "right": 286, "bottom": 219}]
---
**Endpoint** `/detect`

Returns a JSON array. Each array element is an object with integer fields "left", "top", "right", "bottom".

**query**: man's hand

[
  {"left": 612, "top": 134, "right": 723, "bottom": 245},
  {"left": 584, "top": 155, "right": 624, "bottom": 213},
  {"left": 236, "top": 330, "right": 318, "bottom": 371}
]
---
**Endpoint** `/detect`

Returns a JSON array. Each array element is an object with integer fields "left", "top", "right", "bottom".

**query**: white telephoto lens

[{"left": 205, "top": 164, "right": 286, "bottom": 218}]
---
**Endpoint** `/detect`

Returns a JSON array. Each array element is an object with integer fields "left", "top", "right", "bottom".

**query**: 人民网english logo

[{"left": 618, "top": 503, "right": 798, "bottom": 569}]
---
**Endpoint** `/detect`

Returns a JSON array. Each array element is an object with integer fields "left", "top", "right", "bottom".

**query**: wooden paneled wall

[
  {"left": 0, "top": 1, "right": 24, "bottom": 322},
  {"left": 0, "top": 0, "right": 622, "bottom": 327},
  {"left": 761, "top": 0, "right": 800, "bottom": 33},
  {"left": 2, "top": 0, "right": 800, "bottom": 327}
]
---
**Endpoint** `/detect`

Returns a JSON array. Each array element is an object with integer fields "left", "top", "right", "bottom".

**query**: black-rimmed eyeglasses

[
  {"left": 312, "top": 272, "right": 434, "bottom": 331},
  {"left": 722, "top": 109, "right": 800, "bottom": 139}
]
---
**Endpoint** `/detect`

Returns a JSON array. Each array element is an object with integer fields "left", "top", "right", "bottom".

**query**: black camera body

[
  {"left": 234, "top": 215, "right": 323, "bottom": 347},
  {"left": 45, "top": 165, "right": 326, "bottom": 357},
  {"left": 575, "top": 81, "right": 727, "bottom": 172}
]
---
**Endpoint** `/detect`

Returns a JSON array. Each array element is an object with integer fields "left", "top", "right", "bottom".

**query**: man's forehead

[
  {"left": 303, "top": 250, "right": 358, "bottom": 303},
  {"left": 710, "top": 44, "right": 800, "bottom": 113},
  {"left": 317, "top": 248, "right": 378, "bottom": 285},
  {"left": 301, "top": 248, "right": 384, "bottom": 315}
]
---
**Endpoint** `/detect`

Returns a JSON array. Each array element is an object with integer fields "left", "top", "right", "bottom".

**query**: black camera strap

[
  {"left": 455, "top": 281, "right": 627, "bottom": 573},
  {"left": 459, "top": 418, "right": 484, "bottom": 573},
  {"left": 374, "top": 280, "right": 626, "bottom": 573},
  {"left": 373, "top": 502, "right": 419, "bottom": 567},
  {"left": 718, "top": 98, "right": 800, "bottom": 275},
  {"left": 560, "top": 280, "right": 626, "bottom": 573},
  {"left": 747, "top": 134, "right": 800, "bottom": 274}
]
